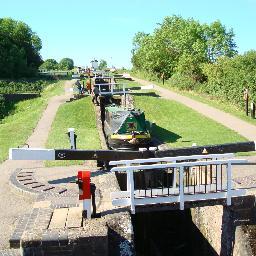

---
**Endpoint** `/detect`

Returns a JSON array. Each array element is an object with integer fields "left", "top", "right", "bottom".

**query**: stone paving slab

[
  {"left": 49, "top": 208, "right": 69, "bottom": 229},
  {"left": 66, "top": 207, "right": 83, "bottom": 228},
  {"left": 234, "top": 175, "right": 256, "bottom": 187},
  {"left": 0, "top": 250, "right": 21, "bottom": 256}
]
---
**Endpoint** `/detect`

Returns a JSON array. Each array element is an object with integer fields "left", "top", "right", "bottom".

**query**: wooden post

[
  {"left": 251, "top": 102, "right": 255, "bottom": 119},
  {"left": 244, "top": 88, "right": 249, "bottom": 116},
  {"left": 161, "top": 72, "right": 165, "bottom": 85}
]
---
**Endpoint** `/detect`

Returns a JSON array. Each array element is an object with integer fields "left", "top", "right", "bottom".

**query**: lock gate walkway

[{"left": 110, "top": 153, "right": 256, "bottom": 215}]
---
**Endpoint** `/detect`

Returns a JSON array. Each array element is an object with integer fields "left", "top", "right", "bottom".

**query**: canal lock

[{"left": 115, "top": 170, "right": 218, "bottom": 256}]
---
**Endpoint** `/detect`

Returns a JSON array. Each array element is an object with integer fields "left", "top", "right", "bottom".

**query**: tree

[
  {"left": 0, "top": 18, "right": 42, "bottom": 78},
  {"left": 58, "top": 58, "right": 74, "bottom": 70},
  {"left": 204, "top": 21, "right": 237, "bottom": 62},
  {"left": 131, "top": 15, "right": 237, "bottom": 81},
  {"left": 98, "top": 59, "right": 107, "bottom": 70},
  {"left": 39, "top": 59, "right": 58, "bottom": 70}
]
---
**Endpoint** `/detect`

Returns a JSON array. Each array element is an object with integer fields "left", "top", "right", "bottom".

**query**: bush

[
  {"left": 202, "top": 51, "right": 256, "bottom": 108},
  {"left": 0, "top": 95, "right": 14, "bottom": 120},
  {"left": 0, "top": 95, "right": 5, "bottom": 119},
  {"left": 169, "top": 73, "right": 201, "bottom": 90},
  {"left": 0, "top": 79, "right": 53, "bottom": 94}
]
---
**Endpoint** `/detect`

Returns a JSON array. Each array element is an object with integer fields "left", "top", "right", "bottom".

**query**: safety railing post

[
  {"left": 126, "top": 163, "right": 131, "bottom": 192},
  {"left": 179, "top": 166, "right": 184, "bottom": 210},
  {"left": 216, "top": 159, "right": 221, "bottom": 191},
  {"left": 172, "top": 161, "right": 177, "bottom": 189},
  {"left": 227, "top": 162, "right": 232, "bottom": 206},
  {"left": 128, "top": 170, "right": 135, "bottom": 214}
]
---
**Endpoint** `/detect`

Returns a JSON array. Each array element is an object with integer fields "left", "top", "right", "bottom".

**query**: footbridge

[{"left": 110, "top": 153, "right": 255, "bottom": 214}]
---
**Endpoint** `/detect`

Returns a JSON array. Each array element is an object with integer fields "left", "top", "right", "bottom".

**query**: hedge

[
  {"left": 0, "top": 79, "right": 53, "bottom": 94},
  {"left": 201, "top": 51, "right": 256, "bottom": 109}
]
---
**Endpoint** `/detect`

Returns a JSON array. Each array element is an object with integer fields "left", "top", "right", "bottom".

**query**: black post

[
  {"left": 90, "top": 183, "right": 99, "bottom": 218},
  {"left": 74, "top": 133, "right": 77, "bottom": 149},
  {"left": 251, "top": 102, "right": 255, "bottom": 119}
]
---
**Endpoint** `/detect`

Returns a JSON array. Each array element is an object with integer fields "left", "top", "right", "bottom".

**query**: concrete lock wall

[{"left": 191, "top": 204, "right": 255, "bottom": 256}]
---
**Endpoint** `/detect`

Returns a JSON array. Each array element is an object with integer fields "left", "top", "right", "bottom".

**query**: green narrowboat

[{"left": 104, "top": 105, "right": 151, "bottom": 150}]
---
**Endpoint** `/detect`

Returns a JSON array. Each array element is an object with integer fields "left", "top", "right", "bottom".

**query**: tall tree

[
  {"left": 58, "top": 58, "right": 74, "bottom": 70},
  {"left": 204, "top": 21, "right": 237, "bottom": 62},
  {"left": 0, "top": 18, "right": 42, "bottom": 78},
  {"left": 39, "top": 59, "right": 58, "bottom": 70},
  {"left": 131, "top": 15, "right": 237, "bottom": 80},
  {"left": 98, "top": 59, "right": 108, "bottom": 70}
]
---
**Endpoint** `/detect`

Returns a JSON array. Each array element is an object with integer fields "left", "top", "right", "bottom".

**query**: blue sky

[{"left": 0, "top": 0, "right": 255, "bottom": 68}]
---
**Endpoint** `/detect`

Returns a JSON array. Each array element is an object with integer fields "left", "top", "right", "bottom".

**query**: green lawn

[
  {"left": 115, "top": 78, "right": 247, "bottom": 147},
  {"left": 45, "top": 97, "right": 101, "bottom": 166},
  {"left": 0, "top": 81, "right": 65, "bottom": 163},
  {"left": 134, "top": 93, "right": 247, "bottom": 148}
]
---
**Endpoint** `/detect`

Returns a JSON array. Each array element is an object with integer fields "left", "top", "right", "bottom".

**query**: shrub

[
  {"left": 202, "top": 51, "right": 256, "bottom": 108},
  {"left": 0, "top": 79, "right": 53, "bottom": 94},
  {"left": 169, "top": 73, "right": 201, "bottom": 90}
]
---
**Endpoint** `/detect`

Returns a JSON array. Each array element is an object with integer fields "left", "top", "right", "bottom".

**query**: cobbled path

[{"left": 0, "top": 80, "right": 73, "bottom": 250}]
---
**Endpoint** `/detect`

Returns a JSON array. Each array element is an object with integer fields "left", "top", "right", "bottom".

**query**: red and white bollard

[{"left": 77, "top": 171, "right": 91, "bottom": 219}]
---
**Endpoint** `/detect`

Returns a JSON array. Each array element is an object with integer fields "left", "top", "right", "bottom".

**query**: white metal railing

[
  {"left": 110, "top": 153, "right": 234, "bottom": 196},
  {"left": 109, "top": 153, "right": 235, "bottom": 166},
  {"left": 110, "top": 155, "right": 247, "bottom": 214},
  {"left": 94, "top": 73, "right": 110, "bottom": 78},
  {"left": 96, "top": 83, "right": 128, "bottom": 95}
]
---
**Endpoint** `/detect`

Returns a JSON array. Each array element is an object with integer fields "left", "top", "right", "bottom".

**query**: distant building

[{"left": 91, "top": 59, "right": 99, "bottom": 70}]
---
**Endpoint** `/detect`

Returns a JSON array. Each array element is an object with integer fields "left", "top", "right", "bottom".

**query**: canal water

[
  {"left": 132, "top": 210, "right": 218, "bottom": 256},
  {"left": 115, "top": 172, "right": 218, "bottom": 255}
]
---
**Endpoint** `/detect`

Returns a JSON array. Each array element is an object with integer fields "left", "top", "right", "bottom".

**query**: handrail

[
  {"left": 110, "top": 157, "right": 248, "bottom": 213},
  {"left": 109, "top": 153, "right": 235, "bottom": 166},
  {"left": 94, "top": 83, "right": 127, "bottom": 86},
  {"left": 110, "top": 158, "right": 247, "bottom": 172}
]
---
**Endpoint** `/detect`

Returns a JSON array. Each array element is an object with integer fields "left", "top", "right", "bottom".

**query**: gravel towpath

[{"left": 0, "top": 80, "right": 73, "bottom": 249}]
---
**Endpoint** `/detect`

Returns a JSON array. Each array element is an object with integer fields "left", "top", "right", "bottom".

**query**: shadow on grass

[
  {"left": 127, "top": 86, "right": 142, "bottom": 91},
  {"left": 152, "top": 124, "right": 181, "bottom": 144},
  {"left": 131, "top": 92, "right": 160, "bottom": 98},
  {"left": 0, "top": 98, "right": 19, "bottom": 120}
]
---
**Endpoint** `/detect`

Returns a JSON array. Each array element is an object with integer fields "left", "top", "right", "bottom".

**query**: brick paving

[{"left": 0, "top": 81, "right": 74, "bottom": 249}]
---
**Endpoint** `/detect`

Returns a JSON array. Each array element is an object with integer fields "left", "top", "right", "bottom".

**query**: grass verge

[
  {"left": 131, "top": 70, "right": 256, "bottom": 126},
  {"left": 45, "top": 97, "right": 101, "bottom": 167},
  {"left": 0, "top": 81, "right": 65, "bottom": 163},
  {"left": 132, "top": 89, "right": 247, "bottom": 148}
]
